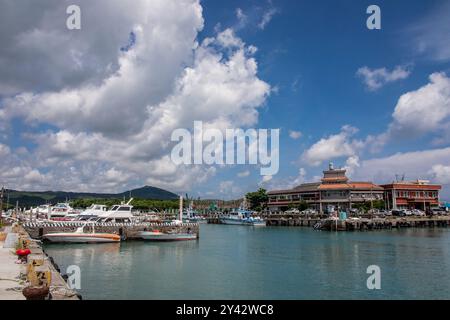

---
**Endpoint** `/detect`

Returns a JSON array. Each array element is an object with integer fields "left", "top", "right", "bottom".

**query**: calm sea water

[{"left": 43, "top": 225, "right": 450, "bottom": 300}]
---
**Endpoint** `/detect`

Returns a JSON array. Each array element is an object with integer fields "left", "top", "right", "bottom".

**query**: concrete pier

[
  {"left": 258, "top": 214, "right": 450, "bottom": 231},
  {"left": 0, "top": 224, "right": 79, "bottom": 300},
  {"left": 0, "top": 245, "right": 25, "bottom": 300}
]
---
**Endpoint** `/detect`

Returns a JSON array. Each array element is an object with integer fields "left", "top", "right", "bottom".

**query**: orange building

[{"left": 381, "top": 181, "right": 441, "bottom": 210}]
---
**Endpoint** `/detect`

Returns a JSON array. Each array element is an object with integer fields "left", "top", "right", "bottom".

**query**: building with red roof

[{"left": 267, "top": 163, "right": 441, "bottom": 213}]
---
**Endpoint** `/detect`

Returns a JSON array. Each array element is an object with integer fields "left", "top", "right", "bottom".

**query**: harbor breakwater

[
  {"left": 23, "top": 222, "right": 200, "bottom": 240},
  {"left": 207, "top": 213, "right": 450, "bottom": 231},
  {"left": 263, "top": 215, "right": 450, "bottom": 231}
]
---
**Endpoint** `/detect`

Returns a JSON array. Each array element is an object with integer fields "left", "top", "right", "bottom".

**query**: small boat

[
  {"left": 220, "top": 208, "right": 266, "bottom": 226},
  {"left": 49, "top": 202, "right": 77, "bottom": 219},
  {"left": 43, "top": 224, "right": 120, "bottom": 243},
  {"left": 187, "top": 216, "right": 208, "bottom": 224},
  {"left": 139, "top": 195, "right": 198, "bottom": 241},
  {"left": 220, "top": 199, "right": 266, "bottom": 226},
  {"left": 182, "top": 201, "right": 207, "bottom": 223},
  {"left": 138, "top": 229, "right": 197, "bottom": 241}
]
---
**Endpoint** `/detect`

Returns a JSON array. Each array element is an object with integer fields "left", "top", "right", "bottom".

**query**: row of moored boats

[{"left": 26, "top": 198, "right": 266, "bottom": 244}]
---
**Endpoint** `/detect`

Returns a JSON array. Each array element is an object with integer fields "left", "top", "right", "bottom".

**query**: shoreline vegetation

[{"left": 70, "top": 198, "right": 244, "bottom": 211}]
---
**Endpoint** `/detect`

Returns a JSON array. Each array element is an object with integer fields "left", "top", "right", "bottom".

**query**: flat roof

[
  {"left": 318, "top": 182, "right": 383, "bottom": 191},
  {"left": 381, "top": 183, "right": 441, "bottom": 190},
  {"left": 268, "top": 181, "right": 384, "bottom": 194}
]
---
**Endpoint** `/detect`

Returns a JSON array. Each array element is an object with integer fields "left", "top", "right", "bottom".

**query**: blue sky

[
  {"left": 0, "top": 0, "right": 450, "bottom": 200},
  {"left": 198, "top": 0, "right": 450, "bottom": 199}
]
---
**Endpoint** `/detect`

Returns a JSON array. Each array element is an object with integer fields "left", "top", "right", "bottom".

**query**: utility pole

[
  {"left": 0, "top": 187, "right": 4, "bottom": 222},
  {"left": 370, "top": 186, "right": 374, "bottom": 211}
]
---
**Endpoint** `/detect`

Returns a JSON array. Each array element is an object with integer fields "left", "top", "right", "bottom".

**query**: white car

[
  {"left": 403, "top": 209, "right": 413, "bottom": 216},
  {"left": 412, "top": 209, "right": 425, "bottom": 216}
]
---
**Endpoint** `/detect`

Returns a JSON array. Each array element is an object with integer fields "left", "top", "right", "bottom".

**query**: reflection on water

[{"left": 44, "top": 225, "right": 450, "bottom": 300}]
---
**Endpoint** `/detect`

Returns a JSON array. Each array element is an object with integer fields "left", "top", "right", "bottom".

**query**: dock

[
  {"left": 23, "top": 221, "right": 200, "bottom": 240},
  {"left": 0, "top": 224, "right": 79, "bottom": 300},
  {"left": 319, "top": 216, "right": 450, "bottom": 231},
  {"left": 0, "top": 240, "right": 25, "bottom": 300},
  {"left": 258, "top": 214, "right": 450, "bottom": 231}
]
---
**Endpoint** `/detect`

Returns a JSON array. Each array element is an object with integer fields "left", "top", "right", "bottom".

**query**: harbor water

[{"left": 43, "top": 225, "right": 450, "bottom": 300}]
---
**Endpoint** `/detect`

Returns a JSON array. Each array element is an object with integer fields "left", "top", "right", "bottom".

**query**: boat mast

[{"left": 179, "top": 195, "right": 183, "bottom": 222}]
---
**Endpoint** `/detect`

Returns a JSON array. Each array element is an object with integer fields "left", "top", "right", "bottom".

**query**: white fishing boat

[
  {"left": 25, "top": 204, "right": 51, "bottom": 215},
  {"left": 187, "top": 216, "right": 208, "bottom": 224},
  {"left": 96, "top": 199, "right": 135, "bottom": 223},
  {"left": 77, "top": 204, "right": 108, "bottom": 220},
  {"left": 49, "top": 202, "right": 78, "bottom": 220},
  {"left": 220, "top": 208, "right": 266, "bottom": 226},
  {"left": 183, "top": 201, "right": 207, "bottom": 223},
  {"left": 139, "top": 196, "right": 198, "bottom": 241},
  {"left": 138, "top": 229, "right": 197, "bottom": 241},
  {"left": 43, "top": 224, "right": 120, "bottom": 243}
]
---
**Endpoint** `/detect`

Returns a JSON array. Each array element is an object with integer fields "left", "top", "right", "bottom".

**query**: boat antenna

[{"left": 179, "top": 195, "right": 183, "bottom": 222}]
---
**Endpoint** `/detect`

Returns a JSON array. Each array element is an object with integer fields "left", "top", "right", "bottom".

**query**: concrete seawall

[{"left": 259, "top": 215, "right": 450, "bottom": 231}]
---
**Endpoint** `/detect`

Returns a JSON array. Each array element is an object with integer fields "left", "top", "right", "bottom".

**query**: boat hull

[
  {"left": 220, "top": 218, "right": 247, "bottom": 225},
  {"left": 220, "top": 218, "right": 266, "bottom": 226},
  {"left": 250, "top": 221, "right": 267, "bottom": 227},
  {"left": 139, "top": 232, "right": 197, "bottom": 241},
  {"left": 44, "top": 233, "right": 120, "bottom": 243}
]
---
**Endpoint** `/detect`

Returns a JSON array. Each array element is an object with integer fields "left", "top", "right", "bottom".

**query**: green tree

[
  {"left": 297, "top": 201, "right": 308, "bottom": 211},
  {"left": 246, "top": 188, "right": 268, "bottom": 211},
  {"left": 352, "top": 200, "right": 385, "bottom": 212}
]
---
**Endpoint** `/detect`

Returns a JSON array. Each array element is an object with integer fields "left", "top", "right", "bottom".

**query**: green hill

[{"left": 3, "top": 186, "right": 179, "bottom": 207}]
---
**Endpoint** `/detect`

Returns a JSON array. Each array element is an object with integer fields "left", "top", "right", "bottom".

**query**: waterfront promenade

[
  {"left": 0, "top": 241, "right": 25, "bottom": 300},
  {"left": 0, "top": 225, "right": 79, "bottom": 300}
]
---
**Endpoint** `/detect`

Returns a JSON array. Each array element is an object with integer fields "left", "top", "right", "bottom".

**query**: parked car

[
  {"left": 412, "top": 209, "right": 425, "bottom": 216},
  {"left": 285, "top": 208, "right": 300, "bottom": 214},
  {"left": 302, "top": 209, "right": 317, "bottom": 215},
  {"left": 430, "top": 208, "right": 443, "bottom": 215},
  {"left": 392, "top": 210, "right": 406, "bottom": 217}
]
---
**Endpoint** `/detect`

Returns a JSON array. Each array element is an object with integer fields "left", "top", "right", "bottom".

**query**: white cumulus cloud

[
  {"left": 289, "top": 130, "right": 302, "bottom": 140},
  {"left": 0, "top": 1, "right": 271, "bottom": 194},
  {"left": 302, "top": 125, "right": 363, "bottom": 166},
  {"left": 356, "top": 65, "right": 411, "bottom": 91}
]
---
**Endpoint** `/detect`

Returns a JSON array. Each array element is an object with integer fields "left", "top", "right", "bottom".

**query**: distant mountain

[
  {"left": 2, "top": 186, "right": 179, "bottom": 207},
  {"left": 116, "top": 186, "right": 179, "bottom": 201}
]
